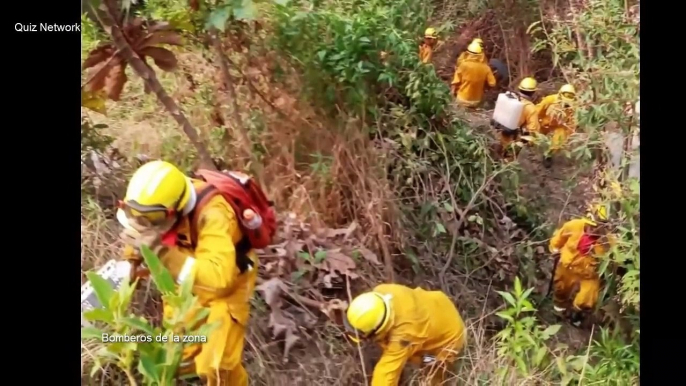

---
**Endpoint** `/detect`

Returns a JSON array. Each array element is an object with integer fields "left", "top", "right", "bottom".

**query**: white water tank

[{"left": 493, "top": 92, "right": 524, "bottom": 131}]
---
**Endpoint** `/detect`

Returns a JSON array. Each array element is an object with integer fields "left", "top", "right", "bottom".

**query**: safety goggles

[
  {"left": 560, "top": 92, "right": 575, "bottom": 101},
  {"left": 117, "top": 184, "right": 187, "bottom": 226},
  {"left": 117, "top": 200, "right": 178, "bottom": 226}
]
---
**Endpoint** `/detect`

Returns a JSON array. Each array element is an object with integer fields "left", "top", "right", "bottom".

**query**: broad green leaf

[
  {"left": 140, "top": 245, "right": 176, "bottom": 294},
  {"left": 495, "top": 311, "right": 514, "bottom": 322},
  {"left": 86, "top": 271, "right": 114, "bottom": 310},
  {"left": 514, "top": 277, "right": 523, "bottom": 296},
  {"left": 443, "top": 202, "right": 454, "bottom": 212},
  {"left": 138, "top": 355, "right": 160, "bottom": 383},
  {"left": 81, "top": 326, "right": 104, "bottom": 340},
  {"left": 273, "top": 0, "right": 290, "bottom": 5},
  {"left": 121, "top": 316, "right": 155, "bottom": 336},
  {"left": 314, "top": 250, "right": 327, "bottom": 262},
  {"left": 533, "top": 346, "right": 547, "bottom": 366},
  {"left": 435, "top": 223, "right": 446, "bottom": 234},
  {"left": 497, "top": 291, "right": 517, "bottom": 308},
  {"left": 234, "top": 0, "right": 257, "bottom": 21},
  {"left": 84, "top": 308, "right": 114, "bottom": 323},
  {"left": 515, "top": 355, "right": 528, "bottom": 376},
  {"left": 206, "top": 7, "right": 231, "bottom": 32},
  {"left": 521, "top": 288, "right": 534, "bottom": 301},
  {"left": 541, "top": 324, "right": 561, "bottom": 340}
]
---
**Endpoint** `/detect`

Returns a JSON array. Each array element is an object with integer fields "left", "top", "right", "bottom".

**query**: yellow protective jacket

[
  {"left": 536, "top": 94, "right": 576, "bottom": 133},
  {"left": 451, "top": 58, "right": 496, "bottom": 107},
  {"left": 160, "top": 179, "right": 258, "bottom": 378},
  {"left": 370, "top": 284, "right": 466, "bottom": 386},
  {"left": 456, "top": 51, "right": 487, "bottom": 67},
  {"left": 518, "top": 96, "right": 540, "bottom": 134},
  {"left": 549, "top": 218, "right": 611, "bottom": 279},
  {"left": 419, "top": 44, "right": 433, "bottom": 64}
]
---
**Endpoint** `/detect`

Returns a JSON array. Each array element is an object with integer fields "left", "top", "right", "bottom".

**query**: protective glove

[{"left": 120, "top": 227, "right": 164, "bottom": 256}]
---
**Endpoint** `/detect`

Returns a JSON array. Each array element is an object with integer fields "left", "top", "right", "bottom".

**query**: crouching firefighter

[
  {"left": 548, "top": 203, "right": 614, "bottom": 327},
  {"left": 116, "top": 160, "right": 277, "bottom": 386},
  {"left": 344, "top": 284, "right": 467, "bottom": 386},
  {"left": 494, "top": 77, "right": 541, "bottom": 160}
]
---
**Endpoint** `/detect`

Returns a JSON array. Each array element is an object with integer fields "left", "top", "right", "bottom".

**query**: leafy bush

[
  {"left": 271, "top": 0, "right": 450, "bottom": 123},
  {"left": 81, "top": 246, "right": 216, "bottom": 385}
]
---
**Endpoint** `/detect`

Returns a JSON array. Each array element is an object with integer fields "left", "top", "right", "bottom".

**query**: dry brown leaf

[
  {"left": 105, "top": 63, "right": 128, "bottom": 101},
  {"left": 256, "top": 278, "right": 307, "bottom": 363},
  {"left": 86, "top": 62, "right": 110, "bottom": 95},
  {"left": 82, "top": 45, "right": 115, "bottom": 69},
  {"left": 256, "top": 277, "right": 285, "bottom": 307},
  {"left": 138, "top": 31, "right": 183, "bottom": 50},
  {"left": 315, "top": 249, "right": 359, "bottom": 280},
  {"left": 320, "top": 298, "right": 348, "bottom": 322},
  {"left": 141, "top": 47, "right": 178, "bottom": 72},
  {"left": 357, "top": 246, "right": 381, "bottom": 265}
]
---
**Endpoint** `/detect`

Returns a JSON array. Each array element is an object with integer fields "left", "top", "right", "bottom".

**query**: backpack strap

[{"left": 187, "top": 184, "right": 254, "bottom": 274}]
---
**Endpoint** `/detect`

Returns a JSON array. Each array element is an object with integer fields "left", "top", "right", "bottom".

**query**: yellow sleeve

[
  {"left": 486, "top": 66, "right": 496, "bottom": 87},
  {"left": 549, "top": 221, "right": 572, "bottom": 252},
  {"left": 536, "top": 96, "right": 554, "bottom": 118},
  {"left": 371, "top": 341, "right": 412, "bottom": 386},
  {"left": 163, "top": 206, "right": 239, "bottom": 293},
  {"left": 524, "top": 104, "right": 540, "bottom": 133},
  {"left": 451, "top": 66, "right": 462, "bottom": 86}
]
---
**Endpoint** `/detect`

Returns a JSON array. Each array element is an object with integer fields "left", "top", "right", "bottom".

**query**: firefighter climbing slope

[
  {"left": 492, "top": 77, "right": 541, "bottom": 160},
  {"left": 419, "top": 27, "right": 439, "bottom": 64},
  {"left": 116, "top": 160, "right": 276, "bottom": 386},
  {"left": 549, "top": 203, "right": 615, "bottom": 327},
  {"left": 344, "top": 284, "right": 467, "bottom": 386},
  {"left": 451, "top": 41, "right": 496, "bottom": 107},
  {"left": 457, "top": 38, "right": 487, "bottom": 66},
  {"left": 537, "top": 84, "right": 578, "bottom": 167}
]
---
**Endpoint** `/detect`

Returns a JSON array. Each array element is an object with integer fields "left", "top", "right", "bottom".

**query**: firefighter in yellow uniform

[
  {"left": 450, "top": 41, "right": 497, "bottom": 107},
  {"left": 549, "top": 204, "right": 614, "bottom": 327},
  {"left": 456, "top": 38, "right": 487, "bottom": 66},
  {"left": 117, "top": 161, "right": 257, "bottom": 386},
  {"left": 499, "top": 77, "right": 541, "bottom": 160},
  {"left": 419, "top": 27, "right": 438, "bottom": 64},
  {"left": 536, "top": 84, "right": 577, "bottom": 167},
  {"left": 344, "top": 284, "right": 467, "bottom": 386}
]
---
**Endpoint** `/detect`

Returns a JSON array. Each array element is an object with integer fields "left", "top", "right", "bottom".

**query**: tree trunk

[{"left": 100, "top": 0, "right": 217, "bottom": 170}]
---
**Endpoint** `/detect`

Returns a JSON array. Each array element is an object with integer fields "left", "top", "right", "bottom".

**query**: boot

[
  {"left": 569, "top": 310, "right": 585, "bottom": 328},
  {"left": 543, "top": 155, "right": 553, "bottom": 168}
]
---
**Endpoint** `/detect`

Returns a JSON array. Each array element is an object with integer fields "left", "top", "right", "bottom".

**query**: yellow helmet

[
  {"left": 518, "top": 77, "right": 538, "bottom": 92},
  {"left": 467, "top": 41, "right": 483, "bottom": 54},
  {"left": 559, "top": 84, "right": 576, "bottom": 102},
  {"left": 472, "top": 38, "right": 484, "bottom": 47},
  {"left": 344, "top": 292, "right": 391, "bottom": 342},
  {"left": 586, "top": 203, "right": 609, "bottom": 226},
  {"left": 424, "top": 27, "right": 437, "bottom": 39},
  {"left": 117, "top": 160, "right": 192, "bottom": 227}
]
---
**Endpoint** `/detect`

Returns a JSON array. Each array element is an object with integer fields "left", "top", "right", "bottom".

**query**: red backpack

[{"left": 187, "top": 169, "right": 277, "bottom": 272}]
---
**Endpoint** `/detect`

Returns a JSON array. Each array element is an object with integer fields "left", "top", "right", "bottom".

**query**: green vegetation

[{"left": 81, "top": 0, "right": 639, "bottom": 384}]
